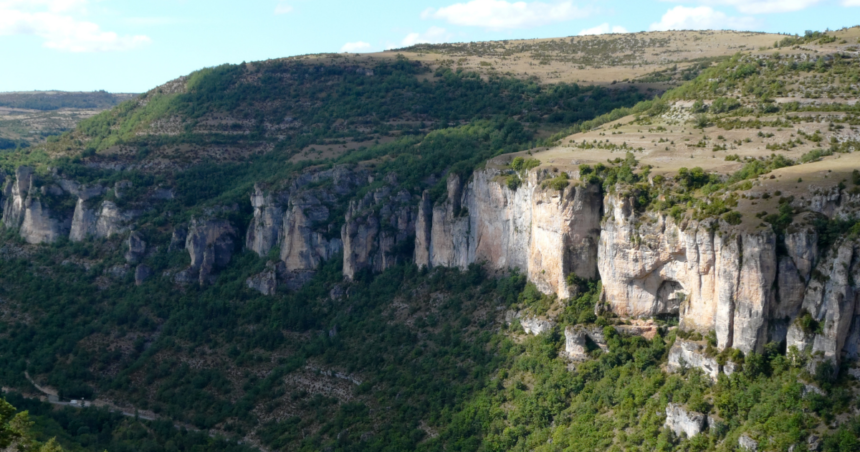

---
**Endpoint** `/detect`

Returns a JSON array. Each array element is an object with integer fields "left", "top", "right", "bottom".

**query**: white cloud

[
  {"left": 400, "top": 26, "right": 450, "bottom": 47},
  {"left": 843, "top": 0, "right": 860, "bottom": 6},
  {"left": 274, "top": 2, "right": 293, "bottom": 15},
  {"left": 341, "top": 41, "right": 371, "bottom": 53},
  {"left": 0, "top": 0, "right": 151, "bottom": 52},
  {"left": 650, "top": 6, "right": 757, "bottom": 31},
  {"left": 422, "top": 0, "right": 593, "bottom": 30},
  {"left": 578, "top": 23, "right": 628, "bottom": 36},
  {"left": 663, "top": 0, "right": 823, "bottom": 14}
]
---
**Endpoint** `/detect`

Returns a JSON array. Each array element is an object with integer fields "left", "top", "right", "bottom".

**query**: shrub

[{"left": 722, "top": 211, "right": 743, "bottom": 225}]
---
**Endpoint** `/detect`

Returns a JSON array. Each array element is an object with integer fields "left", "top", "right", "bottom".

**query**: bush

[{"left": 722, "top": 211, "right": 743, "bottom": 225}]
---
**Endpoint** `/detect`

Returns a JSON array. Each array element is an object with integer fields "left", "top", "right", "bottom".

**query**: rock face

[
  {"left": 244, "top": 166, "right": 367, "bottom": 289},
  {"left": 416, "top": 169, "right": 602, "bottom": 299},
  {"left": 342, "top": 180, "right": 417, "bottom": 279},
  {"left": 739, "top": 434, "right": 758, "bottom": 451},
  {"left": 598, "top": 190, "right": 860, "bottom": 375},
  {"left": 125, "top": 232, "right": 146, "bottom": 264},
  {"left": 598, "top": 193, "right": 781, "bottom": 354},
  {"left": 2, "top": 165, "right": 139, "bottom": 245},
  {"left": 412, "top": 167, "right": 860, "bottom": 377},
  {"left": 20, "top": 198, "right": 71, "bottom": 244},
  {"left": 564, "top": 325, "right": 589, "bottom": 360},
  {"left": 246, "top": 262, "right": 283, "bottom": 296},
  {"left": 2, "top": 167, "right": 74, "bottom": 244},
  {"left": 664, "top": 403, "right": 707, "bottom": 438},
  {"left": 519, "top": 316, "right": 556, "bottom": 335},
  {"left": 786, "top": 238, "right": 860, "bottom": 371},
  {"left": 280, "top": 191, "right": 342, "bottom": 285},
  {"left": 667, "top": 339, "right": 720, "bottom": 381},
  {"left": 3, "top": 166, "right": 34, "bottom": 229},
  {"left": 70, "top": 199, "right": 132, "bottom": 242},
  {"left": 246, "top": 184, "right": 286, "bottom": 257},
  {"left": 176, "top": 218, "right": 237, "bottom": 286},
  {"left": 563, "top": 324, "right": 609, "bottom": 359}
]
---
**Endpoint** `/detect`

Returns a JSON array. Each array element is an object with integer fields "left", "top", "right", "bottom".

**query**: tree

[{"left": 0, "top": 396, "right": 64, "bottom": 452}]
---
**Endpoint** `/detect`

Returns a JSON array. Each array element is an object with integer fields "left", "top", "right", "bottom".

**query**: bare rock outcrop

[
  {"left": 664, "top": 403, "right": 707, "bottom": 438},
  {"left": 125, "top": 232, "right": 146, "bottom": 264},
  {"left": 667, "top": 339, "right": 720, "bottom": 380},
  {"left": 739, "top": 433, "right": 758, "bottom": 451},
  {"left": 246, "top": 261, "right": 283, "bottom": 295},
  {"left": 176, "top": 218, "right": 237, "bottom": 286},
  {"left": 787, "top": 238, "right": 860, "bottom": 371},
  {"left": 244, "top": 166, "right": 367, "bottom": 289},
  {"left": 598, "top": 193, "right": 778, "bottom": 354},
  {"left": 281, "top": 191, "right": 342, "bottom": 284},
  {"left": 343, "top": 181, "right": 417, "bottom": 279},
  {"left": 519, "top": 316, "right": 556, "bottom": 335},
  {"left": 416, "top": 169, "right": 602, "bottom": 299},
  {"left": 20, "top": 198, "right": 71, "bottom": 244},
  {"left": 246, "top": 184, "right": 286, "bottom": 257},
  {"left": 2, "top": 167, "right": 74, "bottom": 244},
  {"left": 71, "top": 199, "right": 133, "bottom": 242},
  {"left": 562, "top": 324, "right": 609, "bottom": 359},
  {"left": 3, "top": 166, "right": 34, "bottom": 228}
]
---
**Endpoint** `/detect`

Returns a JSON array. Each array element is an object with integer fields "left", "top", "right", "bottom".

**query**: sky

[{"left": 1, "top": 0, "right": 859, "bottom": 93}]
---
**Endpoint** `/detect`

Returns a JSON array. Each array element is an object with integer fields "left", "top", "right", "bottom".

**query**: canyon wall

[
  {"left": 416, "top": 169, "right": 602, "bottom": 299},
  {"left": 3, "top": 161, "right": 860, "bottom": 372},
  {"left": 417, "top": 166, "right": 860, "bottom": 373}
]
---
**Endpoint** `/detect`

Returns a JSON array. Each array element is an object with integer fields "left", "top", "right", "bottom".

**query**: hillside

[
  {"left": 0, "top": 27, "right": 860, "bottom": 452},
  {"left": 0, "top": 92, "right": 138, "bottom": 150}
]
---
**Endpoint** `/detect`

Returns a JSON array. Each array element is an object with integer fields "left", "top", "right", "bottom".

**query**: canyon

[{"left": 4, "top": 149, "right": 859, "bottom": 380}]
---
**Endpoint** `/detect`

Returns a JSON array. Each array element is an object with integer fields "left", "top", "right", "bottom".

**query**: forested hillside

[{"left": 1, "top": 28, "right": 860, "bottom": 452}]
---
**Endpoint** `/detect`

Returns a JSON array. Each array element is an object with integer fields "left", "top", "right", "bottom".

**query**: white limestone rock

[
  {"left": 739, "top": 433, "right": 758, "bottom": 451},
  {"left": 664, "top": 403, "right": 707, "bottom": 438},
  {"left": 667, "top": 339, "right": 720, "bottom": 380}
]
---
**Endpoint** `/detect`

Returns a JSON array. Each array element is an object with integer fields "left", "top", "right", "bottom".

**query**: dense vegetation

[
  {"left": 5, "top": 254, "right": 859, "bottom": 451},
  {"left": 47, "top": 58, "right": 646, "bottom": 157}
]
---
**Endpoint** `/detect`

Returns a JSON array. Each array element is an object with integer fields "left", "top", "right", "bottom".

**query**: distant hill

[
  {"left": 0, "top": 90, "right": 137, "bottom": 111},
  {"left": 0, "top": 91, "right": 137, "bottom": 149}
]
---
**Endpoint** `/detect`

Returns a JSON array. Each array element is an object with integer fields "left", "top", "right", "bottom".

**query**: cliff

[
  {"left": 342, "top": 177, "right": 417, "bottom": 279},
  {"left": 1, "top": 158, "right": 859, "bottom": 376},
  {"left": 416, "top": 168, "right": 602, "bottom": 299}
]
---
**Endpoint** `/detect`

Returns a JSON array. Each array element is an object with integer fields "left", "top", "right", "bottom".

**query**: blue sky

[{"left": 1, "top": 0, "right": 859, "bottom": 93}]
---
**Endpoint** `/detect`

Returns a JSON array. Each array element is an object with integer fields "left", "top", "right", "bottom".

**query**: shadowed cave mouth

[{"left": 655, "top": 279, "right": 686, "bottom": 322}]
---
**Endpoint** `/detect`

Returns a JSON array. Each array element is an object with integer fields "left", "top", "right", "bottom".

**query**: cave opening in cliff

[{"left": 655, "top": 279, "right": 685, "bottom": 319}]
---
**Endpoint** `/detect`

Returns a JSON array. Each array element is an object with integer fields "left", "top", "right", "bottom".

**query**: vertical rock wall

[
  {"left": 342, "top": 182, "right": 417, "bottom": 279},
  {"left": 416, "top": 169, "right": 603, "bottom": 299}
]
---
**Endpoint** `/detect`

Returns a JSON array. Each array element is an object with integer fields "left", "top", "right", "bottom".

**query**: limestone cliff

[
  {"left": 415, "top": 165, "right": 860, "bottom": 376},
  {"left": 599, "top": 190, "right": 860, "bottom": 371},
  {"left": 342, "top": 179, "right": 417, "bottom": 279},
  {"left": 176, "top": 218, "right": 237, "bottom": 286},
  {"left": 416, "top": 169, "right": 602, "bottom": 299},
  {"left": 2, "top": 166, "right": 34, "bottom": 228},
  {"left": 786, "top": 238, "right": 860, "bottom": 370},
  {"left": 244, "top": 166, "right": 368, "bottom": 291},
  {"left": 70, "top": 199, "right": 134, "bottom": 242},
  {"left": 2, "top": 166, "right": 74, "bottom": 244},
  {"left": 598, "top": 193, "right": 782, "bottom": 354},
  {"left": 246, "top": 184, "right": 286, "bottom": 257}
]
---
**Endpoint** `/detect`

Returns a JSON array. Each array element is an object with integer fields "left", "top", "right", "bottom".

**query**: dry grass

[{"left": 314, "top": 30, "right": 785, "bottom": 87}]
